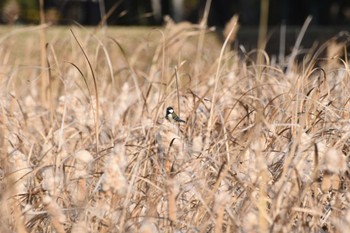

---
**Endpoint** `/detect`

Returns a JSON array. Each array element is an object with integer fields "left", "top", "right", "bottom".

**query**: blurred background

[
  {"left": 1, "top": 0, "right": 350, "bottom": 55},
  {"left": 1, "top": 0, "right": 350, "bottom": 27}
]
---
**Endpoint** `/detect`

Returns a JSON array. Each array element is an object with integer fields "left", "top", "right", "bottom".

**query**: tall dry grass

[{"left": 1, "top": 21, "right": 350, "bottom": 233}]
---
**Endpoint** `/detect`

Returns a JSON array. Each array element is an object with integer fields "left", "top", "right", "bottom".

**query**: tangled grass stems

[{"left": 0, "top": 23, "right": 350, "bottom": 232}]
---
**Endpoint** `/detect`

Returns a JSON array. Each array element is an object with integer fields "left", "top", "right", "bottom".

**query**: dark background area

[
  {"left": 1, "top": 0, "right": 350, "bottom": 27},
  {"left": 2, "top": 0, "right": 350, "bottom": 55}
]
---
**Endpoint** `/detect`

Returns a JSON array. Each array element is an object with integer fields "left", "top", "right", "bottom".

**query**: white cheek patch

[{"left": 169, "top": 109, "right": 174, "bottom": 113}]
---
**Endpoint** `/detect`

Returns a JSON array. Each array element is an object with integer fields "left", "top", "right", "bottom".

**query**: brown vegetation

[{"left": 1, "top": 21, "right": 350, "bottom": 233}]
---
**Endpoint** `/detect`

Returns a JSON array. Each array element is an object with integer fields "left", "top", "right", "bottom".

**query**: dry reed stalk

[
  {"left": 167, "top": 177, "right": 177, "bottom": 224},
  {"left": 70, "top": 29, "right": 100, "bottom": 156},
  {"left": 207, "top": 18, "right": 238, "bottom": 133},
  {"left": 13, "top": 197, "right": 28, "bottom": 233},
  {"left": 39, "top": 0, "right": 49, "bottom": 109},
  {"left": 286, "top": 16, "right": 313, "bottom": 74},
  {"left": 147, "top": 28, "right": 166, "bottom": 103},
  {"left": 0, "top": 105, "right": 5, "bottom": 170},
  {"left": 253, "top": 126, "right": 270, "bottom": 232},
  {"left": 223, "top": 15, "right": 239, "bottom": 44},
  {"left": 42, "top": 194, "right": 66, "bottom": 233},
  {"left": 93, "top": 38, "right": 115, "bottom": 88},
  {"left": 194, "top": 0, "right": 213, "bottom": 78},
  {"left": 257, "top": 0, "right": 269, "bottom": 73},
  {"left": 213, "top": 192, "right": 228, "bottom": 233}
]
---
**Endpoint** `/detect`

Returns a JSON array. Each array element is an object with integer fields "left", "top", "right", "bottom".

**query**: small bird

[{"left": 165, "top": 106, "right": 186, "bottom": 123}]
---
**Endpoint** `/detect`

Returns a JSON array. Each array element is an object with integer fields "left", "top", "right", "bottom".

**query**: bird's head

[{"left": 166, "top": 106, "right": 174, "bottom": 115}]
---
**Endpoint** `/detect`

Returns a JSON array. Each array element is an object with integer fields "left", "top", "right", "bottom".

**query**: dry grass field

[{"left": 1, "top": 19, "right": 350, "bottom": 233}]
